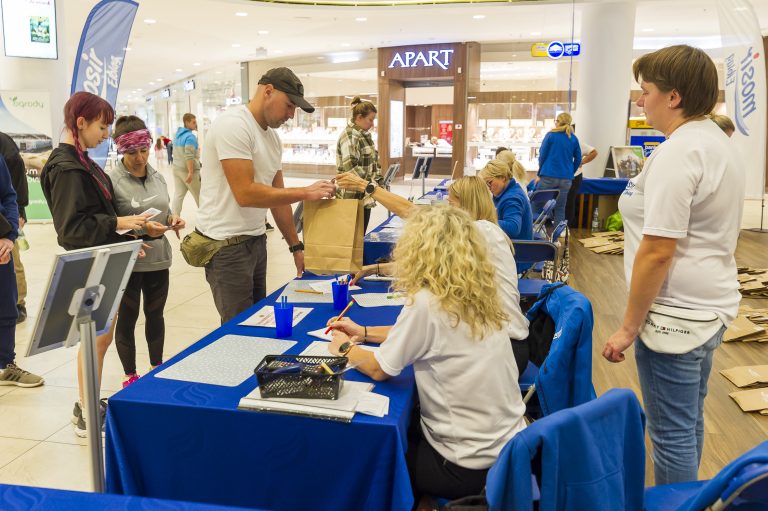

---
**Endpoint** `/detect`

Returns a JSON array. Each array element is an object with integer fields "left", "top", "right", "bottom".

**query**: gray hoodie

[{"left": 108, "top": 160, "right": 173, "bottom": 272}]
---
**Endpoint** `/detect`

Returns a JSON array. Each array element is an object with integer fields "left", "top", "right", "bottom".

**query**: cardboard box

[{"left": 721, "top": 365, "right": 768, "bottom": 387}]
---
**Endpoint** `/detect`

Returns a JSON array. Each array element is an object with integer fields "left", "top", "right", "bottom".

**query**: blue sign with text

[{"left": 547, "top": 41, "right": 581, "bottom": 60}]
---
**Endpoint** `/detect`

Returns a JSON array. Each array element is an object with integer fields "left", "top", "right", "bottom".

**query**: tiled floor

[{"left": 1, "top": 159, "right": 766, "bottom": 493}]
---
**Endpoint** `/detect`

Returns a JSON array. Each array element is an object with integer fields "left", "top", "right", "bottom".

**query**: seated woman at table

[
  {"left": 478, "top": 159, "right": 533, "bottom": 241},
  {"left": 328, "top": 205, "right": 526, "bottom": 510},
  {"left": 495, "top": 149, "right": 529, "bottom": 191},
  {"left": 338, "top": 173, "right": 529, "bottom": 371}
]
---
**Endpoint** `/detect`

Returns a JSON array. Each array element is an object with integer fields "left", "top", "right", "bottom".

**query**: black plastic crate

[{"left": 255, "top": 355, "right": 348, "bottom": 400}]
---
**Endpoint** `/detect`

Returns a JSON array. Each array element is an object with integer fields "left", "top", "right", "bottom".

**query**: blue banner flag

[{"left": 71, "top": 0, "right": 138, "bottom": 165}]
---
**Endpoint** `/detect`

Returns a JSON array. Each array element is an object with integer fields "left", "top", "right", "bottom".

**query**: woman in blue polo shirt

[
  {"left": 478, "top": 159, "right": 533, "bottom": 240},
  {"left": 534, "top": 112, "right": 581, "bottom": 226}
]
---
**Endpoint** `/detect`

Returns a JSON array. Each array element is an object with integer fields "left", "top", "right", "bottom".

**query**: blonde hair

[
  {"left": 495, "top": 150, "right": 527, "bottom": 185},
  {"left": 448, "top": 177, "right": 497, "bottom": 224},
  {"left": 478, "top": 159, "right": 513, "bottom": 182},
  {"left": 551, "top": 112, "right": 574, "bottom": 137},
  {"left": 710, "top": 114, "right": 735, "bottom": 135},
  {"left": 392, "top": 205, "right": 507, "bottom": 340},
  {"left": 350, "top": 97, "right": 377, "bottom": 122}
]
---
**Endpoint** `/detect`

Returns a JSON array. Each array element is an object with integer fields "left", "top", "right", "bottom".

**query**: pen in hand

[{"left": 324, "top": 299, "right": 355, "bottom": 334}]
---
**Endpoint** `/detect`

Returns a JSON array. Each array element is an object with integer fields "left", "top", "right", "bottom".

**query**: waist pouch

[
  {"left": 639, "top": 303, "right": 723, "bottom": 354},
  {"left": 180, "top": 229, "right": 251, "bottom": 267}
]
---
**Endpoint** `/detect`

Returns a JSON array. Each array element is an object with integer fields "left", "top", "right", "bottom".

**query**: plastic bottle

[
  {"left": 16, "top": 228, "right": 29, "bottom": 251},
  {"left": 435, "top": 191, "right": 444, "bottom": 202},
  {"left": 591, "top": 208, "right": 600, "bottom": 232}
]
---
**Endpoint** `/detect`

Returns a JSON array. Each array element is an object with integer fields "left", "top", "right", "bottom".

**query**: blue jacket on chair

[
  {"left": 527, "top": 283, "right": 596, "bottom": 416},
  {"left": 486, "top": 389, "right": 646, "bottom": 511}
]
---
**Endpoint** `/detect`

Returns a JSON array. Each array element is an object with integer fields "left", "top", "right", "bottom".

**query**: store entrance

[{"left": 402, "top": 85, "right": 454, "bottom": 177}]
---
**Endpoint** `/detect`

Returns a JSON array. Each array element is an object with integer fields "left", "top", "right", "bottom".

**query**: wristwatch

[
  {"left": 338, "top": 341, "right": 355, "bottom": 356},
  {"left": 364, "top": 181, "right": 377, "bottom": 195},
  {"left": 289, "top": 241, "right": 304, "bottom": 253}
]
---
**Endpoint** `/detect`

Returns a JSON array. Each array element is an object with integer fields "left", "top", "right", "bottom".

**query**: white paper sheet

[
  {"left": 116, "top": 207, "right": 162, "bottom": 235},
  {"left": 155, "top": 335, "right": 295, "bottom": 387},
  {"left": 308, "top": 281, "right": 362, "bottom": 294},
  {"left": 353, "top": 293, "right": 406, "bottom": 308},
  {"left": 239, "top": 305, "right": 313, "bottom": 328},
  {"left": 299, "top": 340, "right": 379, "bottom": 357},
  {"left": 356, "top": 392, "right": 390, "bottom": 417},
  {"left": 307, "top": 328, "right": 334, "bottom": 341}
]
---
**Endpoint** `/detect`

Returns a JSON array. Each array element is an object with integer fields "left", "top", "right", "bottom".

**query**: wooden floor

[{"left": 568, "top": 229, "right": 768, "bottom": 484}]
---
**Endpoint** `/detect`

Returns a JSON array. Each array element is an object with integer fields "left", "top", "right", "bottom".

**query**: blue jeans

[
  {"left": 533, "top": 177, "right": 572, "bottom": 226},
  {"left": 635, "top": 326, "right": 725, "bottom": 485}
]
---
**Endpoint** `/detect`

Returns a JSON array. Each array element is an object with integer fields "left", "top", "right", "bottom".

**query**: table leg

[
  {"left": 587, "top": 195, "right": 594, "bottom": 235},
  {"left": 578, "top": 195, "right": 585, "bottom": 231}
]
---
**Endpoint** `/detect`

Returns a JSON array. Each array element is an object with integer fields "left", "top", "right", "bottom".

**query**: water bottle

[
  {"left": 591, "top": 208, "right": 600, "bottom": 232},
  {"left": 435, "top": 191, "right": 444, "bottom": 202},
  {"left": 16, "top": 228, "right": 29, "bottom": 251}
]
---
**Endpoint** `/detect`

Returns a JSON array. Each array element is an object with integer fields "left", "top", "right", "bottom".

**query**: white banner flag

[{"left": 717, "top": 0, "right": 767, "bottom": 200}]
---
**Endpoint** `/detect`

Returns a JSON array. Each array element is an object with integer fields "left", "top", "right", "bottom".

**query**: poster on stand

[{"left": 0, "top": 90, "right": 53, "bottom": 221}]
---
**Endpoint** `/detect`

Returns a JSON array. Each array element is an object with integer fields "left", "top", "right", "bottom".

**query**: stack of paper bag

[
  {"left": 729, "top": 386, "right": 768, "bottom": 415},
  {"left": 737, "top": 267, "right": 768, "bottom": 297},
  {"left": 723, "top": 315, "right": 768, "bottom": 343},
  {"left": 578, "top": 231, "right": 624, "bottom": 255}
]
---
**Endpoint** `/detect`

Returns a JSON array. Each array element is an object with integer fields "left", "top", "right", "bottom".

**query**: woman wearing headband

[
  {"left": 41, "top": 92, "right": 167, "bottom": 438},
  {"left": 108, "top": 116, "right": 185, "bottom": 388}
]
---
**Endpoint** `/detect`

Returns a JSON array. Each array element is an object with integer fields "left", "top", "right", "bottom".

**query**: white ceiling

[{"left": 61, "top": 0, "right": 768, "bottom": 96}]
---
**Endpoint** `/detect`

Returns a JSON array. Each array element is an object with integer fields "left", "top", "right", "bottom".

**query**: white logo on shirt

[{"left": 130, "top": 195, "right": 158, "bottom": 208}]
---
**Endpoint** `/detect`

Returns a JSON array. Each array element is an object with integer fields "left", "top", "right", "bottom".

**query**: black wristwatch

[
  {"left": 365, "top": 181, "right": 377, "bottom": 195},
  {"left": 289, "top": 241, "right": 304, "bottom": 253}
]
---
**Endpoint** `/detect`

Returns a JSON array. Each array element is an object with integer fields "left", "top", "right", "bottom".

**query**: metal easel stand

[{"left": 67, "top": 249, "right": 111, "bottom": 493}]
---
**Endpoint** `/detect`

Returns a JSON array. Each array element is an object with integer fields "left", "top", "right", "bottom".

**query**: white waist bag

[{"left": 638, "top": 303, "right": 724, "bottom": 354}]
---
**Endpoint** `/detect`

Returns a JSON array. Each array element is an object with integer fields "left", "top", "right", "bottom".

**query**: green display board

[{"left": 26, "top": 175, "right": 52, "bottom": 221}]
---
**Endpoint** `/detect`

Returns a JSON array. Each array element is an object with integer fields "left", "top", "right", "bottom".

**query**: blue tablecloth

[
  {"left": 577, "top": 177, "right": 629, "bottom": 195},
  {"left": 105, "top": 276, "right": 416, "bottom": 511},
  {"left": 0, "top": 483, "right": 259, "bottom": 510}
]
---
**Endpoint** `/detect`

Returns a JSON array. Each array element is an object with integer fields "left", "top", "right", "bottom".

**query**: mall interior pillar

[{"left": 575, "top": 1, "right": 636, "bottom": 177}]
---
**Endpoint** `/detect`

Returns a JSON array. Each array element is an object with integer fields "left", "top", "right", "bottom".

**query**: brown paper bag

[
  {"left": 721, "top": 365, "right": 768, "bottom": 388},
  {"left": 303, "top": 199, "right": 364, "bottom": 275},
  {"left": 729, "top": 387, "right": 768, "bottom": 413}
]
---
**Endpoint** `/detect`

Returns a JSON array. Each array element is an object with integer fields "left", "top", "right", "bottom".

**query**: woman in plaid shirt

[{"left": 335, "top": 97, "right": 384, "bottom": 232}]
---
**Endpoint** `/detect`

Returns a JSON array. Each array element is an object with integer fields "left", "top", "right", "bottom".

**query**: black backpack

[{"left": 526, "top": 282, "right": 566, "bottom": 367}]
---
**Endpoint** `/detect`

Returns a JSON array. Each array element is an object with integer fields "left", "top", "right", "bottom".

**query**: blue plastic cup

[
  {"left": 331, "top": 282, "right": 349, "bottom": 310},
  {"left": 274, "top": 304, "right": 294, "bottom": 337}
]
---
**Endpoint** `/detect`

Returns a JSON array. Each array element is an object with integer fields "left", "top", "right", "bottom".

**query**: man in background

[
  {"left": 0, "top": 132, "right": 28, "bottom": 323},
  {"left": 172, "top": 113, "right": 201, "bottom": 215}
]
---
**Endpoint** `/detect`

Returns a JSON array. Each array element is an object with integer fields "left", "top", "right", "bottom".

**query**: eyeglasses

[{"left": 484, "top": 178, "right": 494, "bottom": 189}]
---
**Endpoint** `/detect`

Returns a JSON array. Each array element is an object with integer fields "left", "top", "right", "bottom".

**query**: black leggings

[{"left": 115, "top": 269, "right": 169, "bottom": 374}]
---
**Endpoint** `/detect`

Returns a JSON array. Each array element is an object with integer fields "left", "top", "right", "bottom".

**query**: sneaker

[
  {"left": 0, "top": 363, "right": 44, "bottom": 387},
  {"left": 15, "top": 305, "right": 26, "bottom": 324},
  {"left": 72, "top": 400, "right": 107, "bottom": 438},
  {"left": 122, "top": 373, "right": 140, "bottom": 388},
  {"left": 265, "top": 221, "right": 275, "bottom": 231}
]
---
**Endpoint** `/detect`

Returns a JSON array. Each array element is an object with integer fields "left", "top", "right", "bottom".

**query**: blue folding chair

[
  {"left": 512, "top": 240, "right": 558, "bottom": 297},
  {"left": 644, "top": 441, "right": 768, "bottom": 511},
  {"left": 532, "top": 199, "right": 556, "bottom": 238},
  {"left": 529, "top": 188, "right": 560, "bottom": 209},
  {"left": 486, "top": 389, "right": 646, "bottom": 511}
]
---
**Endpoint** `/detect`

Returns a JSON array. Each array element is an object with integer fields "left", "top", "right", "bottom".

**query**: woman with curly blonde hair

[{"left": 329, "top": 205, "right": 526, "bottom": 509}]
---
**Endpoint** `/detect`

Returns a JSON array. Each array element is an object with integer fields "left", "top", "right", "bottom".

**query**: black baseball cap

[{"left": 258, "top": 67, "right": 315, "bottom": 113}]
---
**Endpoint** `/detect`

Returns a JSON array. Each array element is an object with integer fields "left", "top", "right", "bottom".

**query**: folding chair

[
  {"left": 528, "top": 188, "right": 560, "bottom": 209},
  {"left": 644, "top": 441, "right": 768, "bottom": 511},
  {"left": 486, "top": 389, "right": 646, "bottom": 511},
  {"left": 513, "top": 240, "right": 558, "bottom": 297},
  {"left": 517, "top": 282, "right": 596, "bottom": 416},
  {"left": 532, "top": 199, "right": 556, "bottom": 238}
]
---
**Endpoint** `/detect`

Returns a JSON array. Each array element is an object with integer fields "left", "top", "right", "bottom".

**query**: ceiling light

[
  {"left": 235, "top": 11, "right": 248, "bottom": 16},
  {"left": 193, "top": 62, "right": 201, "bottom": 66},
  {"left": 143, "top": 19, "right": 157, "bottom": 24},
  {"left": 156, "top": 78, "right": 163, "bottom": 81},
  {"left": 341, "top": 43, "right": 351, "bottom": 47},
  {"left": 175, "top": 68, "right": 182, "bottom": 72},
  {"left": 512, "top": 54, "right": 517, "bottom": 58},
  {"left": 355, "top": 17, "right": 367, "bottom": 22},
  {"left": 317, "top": 56, "right": 325, "bottom": 60},
  {"left": 273, "top": 50, "right": 284, "bottom": 54},
  {"left": 232, "top": 43, "right": 241, "bottom": 48},
  {"left": 136, "top": 88, "right": 143, "bottom": 91},
  {"left": 124, "top": 47, "right": 132, "bottom": 51},
  {"left": 735, "top": 6, "right": 748, "bottom": 11},
  {"left": 530, "top": 31, "right": 541, "bottom": 36},
  {"left": 258, "top": 30, "right": 269, "bottom": 35},
  {"left": 215, "top": 71, "right": 223, "bottom": 74},
  {"left": 473, "top": 15, "right": 485, "bottom": 20}
]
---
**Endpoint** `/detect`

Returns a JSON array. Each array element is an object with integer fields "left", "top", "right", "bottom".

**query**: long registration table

[
  {"left": 105, "top": 276, "right": 416, "bottom": 511},
  {"left": 0, "top": 483, "right": 260, "bottom": 511},
  {"left": 576, "top": 177, "right": 629, "bottom": 229}
]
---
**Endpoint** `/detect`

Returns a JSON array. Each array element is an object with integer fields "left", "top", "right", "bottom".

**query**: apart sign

[{"left": 388, "top": 49, "right": 454, "bottom": 70}]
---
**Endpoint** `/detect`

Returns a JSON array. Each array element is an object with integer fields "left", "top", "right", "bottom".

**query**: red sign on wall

[{"left": 439, "top": 120, "right": 453, "bottom": 144}]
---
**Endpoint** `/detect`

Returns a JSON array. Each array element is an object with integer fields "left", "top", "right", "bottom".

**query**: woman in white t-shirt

[
  {"left": 328, "top": 206, "right": 526, "bottom": 510},
  {"left": 602, "top": 45, "right": 745, "bottom": 486}
]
